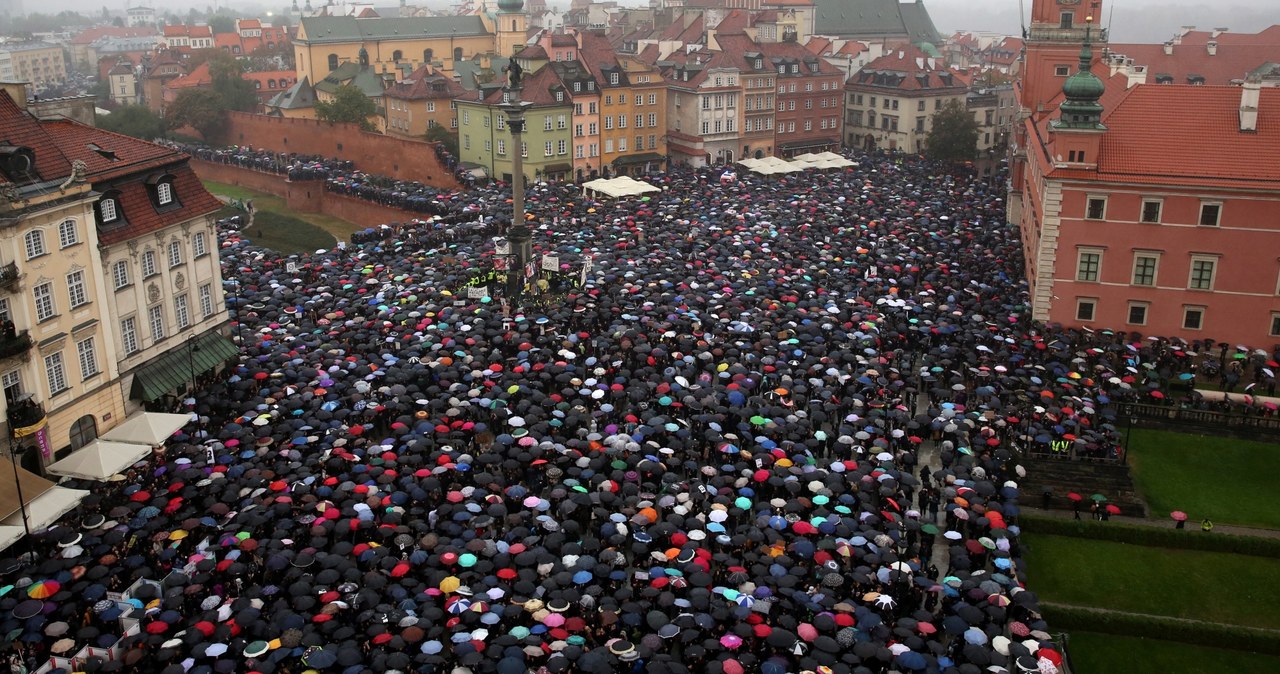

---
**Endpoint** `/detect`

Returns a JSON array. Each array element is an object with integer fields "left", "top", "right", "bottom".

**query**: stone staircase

[{"left": 1021, "top": 456, "right": 1148, "bottom": 517}]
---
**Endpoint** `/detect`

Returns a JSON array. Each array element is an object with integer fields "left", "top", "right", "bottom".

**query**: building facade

[
  {"left": 1012, "top": 0, "right": 1280, "bottom": 347},
  {"left": 844, "top": 45, "right": 968, "bottom": 153},
  {"left": 0, "top": 83, "right": 229, "bottom": 470},
  {"left": 456, "top": 66, "right": 575, "bottom": 183},
  {"left": 0, "top": 43, "right": 67, "bottom": 89},
  {"left": 383, "top": 65, "right": 465, "bottom": 139}
]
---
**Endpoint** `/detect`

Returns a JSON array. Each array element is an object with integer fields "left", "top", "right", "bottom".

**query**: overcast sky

[{"left": 10, "top": 1, "right": 1280, "bottom": 44}]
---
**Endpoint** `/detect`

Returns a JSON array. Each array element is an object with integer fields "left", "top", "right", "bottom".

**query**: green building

[{"left": 455, "top": 65, "right": 574, "bottom": 183}]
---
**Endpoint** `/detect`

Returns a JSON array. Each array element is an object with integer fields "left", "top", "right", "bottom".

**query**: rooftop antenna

[{"left": 1018, "top": 0, "right": 1026, "bottom": 40}]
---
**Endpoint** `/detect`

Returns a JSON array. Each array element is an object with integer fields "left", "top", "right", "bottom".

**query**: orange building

[
  {"left": 1012, "top": 0, "right": 1280, "bottom": 347},
  {"left": 383, "top": 65, "right": 465, "bottom": 139}
]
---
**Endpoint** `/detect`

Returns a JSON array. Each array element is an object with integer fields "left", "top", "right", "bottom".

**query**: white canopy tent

[
  {"left": 1, "top": 486, "right": 89, "bottom": 532},
  {"left": 100, "top": 412, "right": 192, "bottom": 446},
  {"left": 46, "top": 439, "right": 153, "bottom": 481},
  {"left": 0, "top": 525, "right": 24, "bottom": 552},
  {"left": 582, "top": 176, "right": 661, "bottom": 199},
  {"left": 743, "top": 156, "right": 804, "bottom": 176}
]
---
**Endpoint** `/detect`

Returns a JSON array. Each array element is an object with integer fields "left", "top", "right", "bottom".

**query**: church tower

[
  {"left": 496, "top": 0, "right": 528, "bottom": 58},
  {"left": 1049, "top": 24, "right": 1107, "bottom": 168},
  {"left": 1021, "top": 0, "right": 1106, "bottom": 117}
]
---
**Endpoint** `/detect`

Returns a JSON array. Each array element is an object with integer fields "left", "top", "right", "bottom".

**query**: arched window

[
  {"left": 392, "top": 50, "right": 403, "bottom": 62},
  {"left": 453, "top": 47, "right": 463, "bottom": 63},
  {"left": 23, "top": 229, "right": 46, "bottom": 259},
  {"left": 424, "top": 48, "right": 433, "bottom": 63},
  {"left": 68, "top": 414, "right": 97, "bottom": 451},
  {"left": 267, "top": 79, "right": 275, "bottom": 88},
  {"left": 327, "top": 53, "right": 339, "bottom": 70}
]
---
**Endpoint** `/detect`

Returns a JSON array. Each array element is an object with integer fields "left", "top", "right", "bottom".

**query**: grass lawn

[
  {"left": 1023, "top": 534, "right": 1280, "bottom": 631},
  {"left": 1066, "top": 631, "right": 1280, "bottom": 674},
  {"left": 1128, "top": 428, "right": 1280, "bottom": 529},
  {"left": 202, "top": 180, "right": 358, "bottom": 247},
  {"left": 240, "top": 211, "right": 336, "bottom": 256}
]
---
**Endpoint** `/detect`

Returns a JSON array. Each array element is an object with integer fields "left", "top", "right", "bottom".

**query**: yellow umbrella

[{"left": 439, "top": 576, "right": 461, "bottom": 594}]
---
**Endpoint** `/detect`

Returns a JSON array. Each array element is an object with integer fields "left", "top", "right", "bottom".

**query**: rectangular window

[
  {"left": 605, "top": 139, "right": 614, "bottom": 154},
  {"left": 34, "top": 282, "right": 55, "bottom": 322},
  {"left": 1127, "top": 302, "right": 1149, "bottom": 326},
  {"left": 557, "top": 140, "right": 567, "bottom": 155},
  {"left": 619, "top": 115, "right": 627, "bottom": 128},
  {"left": 544, "top": 116, "right": 553, "bottom": 131},
  {"left": 157, "top": 181, "right": 173, "bottom": 205},
  {"left": 1271, "top": 313, "right": 1280, "bottom": 337},
  {"left": 113, "top": 260, "right": 130, "bottom": 289},
  {"left": 463, "top": 111, "right": 470, "bottom": 125},
  {"left": 618, "top": 138, "right": 627, "bottom": 152},
  {"left": 648, "top": 94, "right": 657, "bottom": 105},
  {"left": 1183, "top": 306, "right": 1204, "bottom": 330},
  {"left": 589, "top": 102, "right": 597, "bottom": 114},
  {"left": 2, "top": 369, "right": 21, "bottom": 402},
  {"left": 701, "top": 121, "right": 710, "bottom": 135},
  {"left": 1132, "top": 255, "right": 1158, "bottom": 286},
  {"left": 588, "top": 123, "right": 598, "bottom": 135},
  {"left": 557, "top": 115, "right": 567, "bottom": 129},
  {"left": 1189, "top": 257, "right": 1216, "bottom": 290},
  {"left": 76, "top": 337, "right": 99, "bottom": 379},
  {"left": 521, "top": 142, "right": 528, "bottom": 158},
  {"left": 635, "top": 114, "right": 644, "bottom": 128},
  {"left": 915, "top": 117, "right": 925, "bottom": 133},
  {"left": 58, "top": 220, "right": 79, "bottom": 248},
  {"left": 100, "top": 198, "right": 118, "bottom": 223},
  {"left": 1086, "top": 197, "right": 1106, "bottom": 220},
  {"left": 464, "top": 135, "right": 471, "bottom": 150},
  {"left": 1199, "top": 202, "right": 1221, "bottom": 227},
  {"left": 193, "top": 232, "right": 208, "bottom": 257},
  {"left": 497, "top": 139, "right": 506, "bottom": 155},
  {"left": 149, "top": 304, "right": 165, "bottom": 341},
  {"left": 1055, "top": 65, "right": 1071, "bottom": 76},
  {"left": 44, "top": 352, "right": 67, "bottom": 395},
  {"left": 495, "top": 116, "right": 504, "bottom": 130},
  {"left": 199, "top": 284, "right": 214, "bottom": 318},
  {"left": 545, "top": 141, "right": 554, "bottom": 157},
  {"left": 648, "top": 134, "right": 656, "bottom": 149},
  {"left": 917, "top": 100, "right": 926, "bottom": 112},
  {"left": 575, "top": 124, "right": 583, "bottom": 137},
  {"left": 604, "top": 117, "right": 613, "bottom": 130},
  {"left": 66, "top": 270, "right": 88, "bottom": 308},
  {"left": 121, "top": 317, "right": 139, "bottom": 355},
  {"left": 142, "top": 251, "right": 157, "bottom": 277},
  {"left": 1141, "top": 200, "right": 1162, "bottom": 223},
  {"left": 168, "top": 240, "right": 183, "bottom": 267},
  {"left": 1076, "top": 298, "right": 1097, "bottom": 322},
  {"left": 1076, "top": 250, "right": 1102, "bottom": 282},
  {"left": 589, "top": 144, "right": 598, "bottom": 157},
  {"left": 575, "top": 145, "right": 585, "bottom": 159},
  {"left": 175, "top": 294, "right": 190, "bottom": 330}
]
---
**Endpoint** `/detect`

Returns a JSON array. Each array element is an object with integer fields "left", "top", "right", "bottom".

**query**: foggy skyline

[{"left": 6, "top": 0, "right": 1279, "bottom": 44}]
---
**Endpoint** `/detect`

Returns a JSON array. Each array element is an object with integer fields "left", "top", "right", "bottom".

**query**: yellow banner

[{"left": 12, "top": 416, "right": 47, "bottom": 438}]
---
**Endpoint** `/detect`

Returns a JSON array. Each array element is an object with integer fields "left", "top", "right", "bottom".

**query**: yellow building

[
  {"left": 578, "top": 32, "right": 667, "bottom": 176},
  {"left": 0, "top": 43, "right": 67, "bottom": 89},
  {"left": 0, "top": 83, "right": 230, "bottom": 471},
  {"left": 383, "top": 65, "right": 466, "bottom": 139},
  {"left": 293, "top": 14, "right": 523, "bottom": 87}
]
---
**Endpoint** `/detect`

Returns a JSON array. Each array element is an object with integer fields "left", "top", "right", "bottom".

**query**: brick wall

[
  {"left": 191, "top": 160, "right": 433, "bottom": 231},
  {"left": 222, "top": 113, "right": 460, "bottom": 191}
]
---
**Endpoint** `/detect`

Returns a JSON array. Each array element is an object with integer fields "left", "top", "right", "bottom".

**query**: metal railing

[{"left": 0, "top": 330, "right": 32, "bottom": 360}]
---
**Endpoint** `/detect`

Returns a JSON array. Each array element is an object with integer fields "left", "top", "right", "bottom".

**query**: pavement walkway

[{"left": 1027, "top": 506, "right": 1280, "bottom": 540}]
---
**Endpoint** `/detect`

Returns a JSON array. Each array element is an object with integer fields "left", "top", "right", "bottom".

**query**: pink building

[{"left": 1012, "top": 0, "right": 1280, "bottom": 348}]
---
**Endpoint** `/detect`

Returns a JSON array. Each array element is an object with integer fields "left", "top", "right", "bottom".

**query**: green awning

[{"left": 129, "top": 332, "right": 239, "bottom": 402}]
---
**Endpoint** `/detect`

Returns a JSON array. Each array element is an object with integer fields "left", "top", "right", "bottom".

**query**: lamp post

[
  {"left": 498, "top": 72, "right": 534, "bottom": 304},
  {"left": 6, "top": 434, "right": 30, "bottom": 538},
  {"left": 186, "top": 334, "right": 201, "bottom": 396}
]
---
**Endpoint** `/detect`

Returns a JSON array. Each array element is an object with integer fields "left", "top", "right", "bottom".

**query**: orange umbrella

[{"left": 27, "top": 580, "right": 59, "bottom": 599}]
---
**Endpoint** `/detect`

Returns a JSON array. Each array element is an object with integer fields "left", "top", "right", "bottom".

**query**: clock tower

[{"left": 1021, "top": 0, "right": 1106, "bottom": 117}]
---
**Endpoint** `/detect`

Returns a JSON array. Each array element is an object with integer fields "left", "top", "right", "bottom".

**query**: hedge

[
  {"left": 1042, "top": 603, "right": 1280, "bottom": 656},
  {"left": 1019, "top": 512, "right": 1280, "bottom": 558}
]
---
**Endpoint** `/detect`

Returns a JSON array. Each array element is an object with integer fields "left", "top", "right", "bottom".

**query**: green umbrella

[
  {"left": 1091, "top": 493, "right": 1107, "bottom": 502},
  {"left": 750, "top": 415, "right": 768, "bottom": 426},
  {"left": 921, "top": 524, "right": 939, "bottom": 535}
]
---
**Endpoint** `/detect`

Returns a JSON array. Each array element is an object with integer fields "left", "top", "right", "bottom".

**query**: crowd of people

[{"left": 4, "top": 148, "right": 1277, "bottom": 674}]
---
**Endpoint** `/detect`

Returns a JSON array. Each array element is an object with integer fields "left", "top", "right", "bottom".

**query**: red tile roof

[
  {"left": 384, "top": 66, "right": 465, "bottom": 100},
  {"left": 42, "top": 120, "right": 181, "bottom": 182},
  {"left": 0, "top": 91, "right": 73, "bottom": 185},
  {"left": 848, "top": 45, "right": 966, "bottom": 91},
  {"left": 1095, "top": 85, "right": 1280, "bottom": 187},
  {"left": 98, "top": 164, "right": 223, "bottom": 246},
  {"left": 166, "top": 62, "right": 212, "bottom": 90},
  {"left": 1105, "top": 39, "right": 1280, "bottom": 85}
]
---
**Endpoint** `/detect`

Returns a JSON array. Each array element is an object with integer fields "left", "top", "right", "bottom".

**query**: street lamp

[
  {"left": 186, "top": 334, "right": 201, "bottom": 395},
  {"left": 6, "top": 435, "right": 30, "bottom": 538},
  {"left": 498, "top": 68, "right": 534, "bottom": 304}
]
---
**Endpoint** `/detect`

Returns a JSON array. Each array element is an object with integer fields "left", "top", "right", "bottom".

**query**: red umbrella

[
  {"left": 1066, "top": 493, "right": 1083, "bottom": 502},
  {"left": 145, "top": 622, "right": 168, "bottom": 634},
  {"left": 1171, "top": 511, "right": 1188, "bottom": 522},
  {"left": 130, "top": 491, "right": 151, "bottom": 502},
  {"left": 1105, "top": 504, "right": 1121, "bottom": 515}
]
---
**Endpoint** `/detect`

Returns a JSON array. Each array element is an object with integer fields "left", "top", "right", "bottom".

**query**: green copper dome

[
  {"left": 497, "top": 0, "right": 524, "bottom": 12},
  {"left": 1062, "top": 68, "right": 1105, "bottom": 101},
  {"left": 1056, "top": 28, "right": 1106, "bottom": 129}
]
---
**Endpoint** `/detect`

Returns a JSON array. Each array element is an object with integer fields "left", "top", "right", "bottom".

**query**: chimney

[
  {"left": 1212, "top": 27, "right": 1228, "bottom": 38},
  {"left": 1162, "top": 41, "right": 1173, "bottom": 55},
  {"left": 0, "top": 80, "right": 30, "bottom": 110},
  {"left": 1240, "top": 76, "right": 1261, "bottom": 133},
  {"left": 1207, "top": 41, "right": 1217, "bottom": 56}
]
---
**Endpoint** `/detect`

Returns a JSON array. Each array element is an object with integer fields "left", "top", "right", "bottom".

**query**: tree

[
  {"left": 167, "top": 88, "right": 227, "bottom": 141},
  {"left": 208, "top": 52, "right": 259, "bottom": 112},
  {"left": 425, "top": 124, "right": 458, "bottom": 157},
  {"left": 99, "top": 105, "right": 166, "bottom": 140},
  {"left": 924, "top": 99, "right": 979, "bottom": 164},
  {"left": 208, "top": 14, "right": 236, "bottom": 34},
  {"left": 314, "top": 84, "right": 377, "bottom": 131}
]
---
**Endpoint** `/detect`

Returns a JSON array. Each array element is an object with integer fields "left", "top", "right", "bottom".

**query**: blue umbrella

[{"left": 896, "top": 651, "right": 928, "bottom": 671}]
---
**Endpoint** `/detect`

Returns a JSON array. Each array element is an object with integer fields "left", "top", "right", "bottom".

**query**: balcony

[
  {"left": 0, "top": 262, "right": 19, "bottom": 291},
  {"left": 5, "top": 392, "right": 44, "bottom": 430},
  {"left": 1027, "top": 25, "right": 1108, "bottom": 43},
  {"left": 0, "top": 330, "right": 32, "bottom": 361}
]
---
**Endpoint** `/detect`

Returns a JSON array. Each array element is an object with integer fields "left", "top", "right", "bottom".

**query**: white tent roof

[
  {"left": 100, "top": 412, "right": 191, "bottom": 446},
  {"left": 1, "top": 486, "right": 89, "bottom": 532},
  {"left": 582, "top": 176, "right": 660, "bottom": 198},
  {"left": 46, "top": 440, "right": 153, "bottom": 481},
  {"left": 0, "top": 525, "right": 24, "bottom": 553}
]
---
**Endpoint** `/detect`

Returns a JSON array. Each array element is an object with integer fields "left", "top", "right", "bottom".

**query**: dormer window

[
  {"left": 610, "top": 72, "right": 619, "bottom": 85},
  {"left": 573, "top": 82, "right": 581, "bottom": 92},
  {"left": 146, "top": 174, "right": 179, "bottom": 210},
  {"left": 98, "top": 194, "right": 121, "bottom": 224},
  {"left": 755, "top": 59, "right": 763, "bottom": 69},
  {"left": 556, "top": 91, "right": 564, "bottom": 102}
]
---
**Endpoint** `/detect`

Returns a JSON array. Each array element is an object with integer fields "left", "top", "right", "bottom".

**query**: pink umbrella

[
  {"left": 916, "top": 622, "right": 937, "bottom": 635},
  {"left": 542, "top": 613, "right": 565, "bottom": 627},
  {"left": 723, "top": 659, "right": 744, "bottom": 674},
  {"left": 797, "top": 623, "right": 818, "bottom": 641},
  {"left": 719, "top": 634, "right": 743, "bottom": 650},
  {"left": 1171, "top": 511, "right": 1188, "bottom": 522}
]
